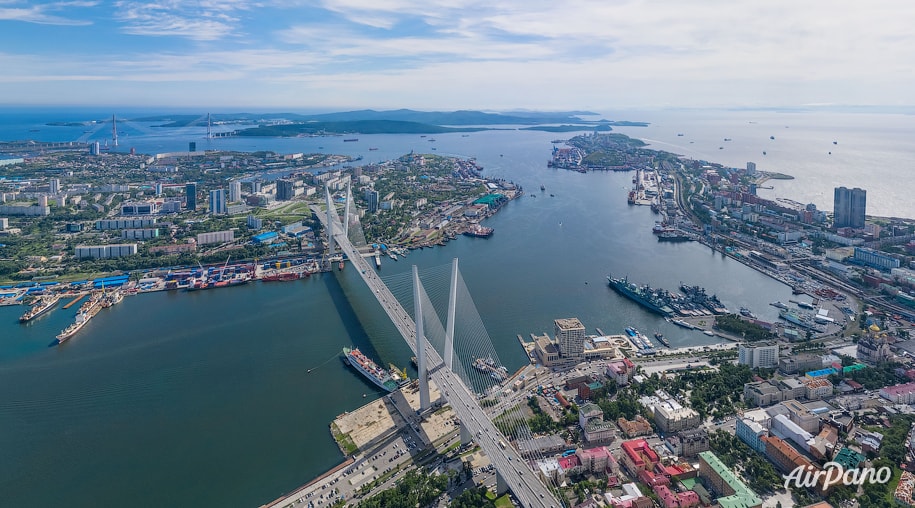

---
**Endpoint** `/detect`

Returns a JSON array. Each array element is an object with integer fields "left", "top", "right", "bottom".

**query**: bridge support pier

[
  {"left": 460, "top": 423, "right": 473, "bottom": 446},
  {"left": 495, "top": 471, "right": 509, "bottom": 496}
]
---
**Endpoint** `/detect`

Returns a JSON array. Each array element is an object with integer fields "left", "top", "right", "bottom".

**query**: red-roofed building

[
  {"left": 607, "top": 358, "right": 636, "bottom": 386},
  {"left": 621, "top": 439, "right": 661, "bottom": 475},
  {"left": 577, "top": 446, "right": 611, "bottom": 474},
  {"left": 656, "top": 461, "right": 697, "bottom": 481},
  {"left": 559, "top": 455, "right": 582, "bottom": 476},
  {"left": 653, "top": 485, "right": 701, "bottom": 508},
  {"left": 638, "top": 469, "right": 671, "bottom": 488}
]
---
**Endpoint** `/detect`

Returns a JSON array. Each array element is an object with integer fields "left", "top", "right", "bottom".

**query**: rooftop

[
  {"left": 555, "top": 317, "right": 585, "bottom": 331},
  {"left": 699, "top": 451, "right": 762, "bottom": 508}
]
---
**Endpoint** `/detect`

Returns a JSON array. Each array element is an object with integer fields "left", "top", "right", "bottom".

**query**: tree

[{"left": 451, "top": 486, "right": 495, "bottom": 508}]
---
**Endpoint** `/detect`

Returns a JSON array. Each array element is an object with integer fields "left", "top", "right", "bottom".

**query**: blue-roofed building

[
  {"left": 805, "top": 368, "right": 836, "bottom": 379},
  {"left": 253, "top": 231, "right": 279, "bottom": 244}
]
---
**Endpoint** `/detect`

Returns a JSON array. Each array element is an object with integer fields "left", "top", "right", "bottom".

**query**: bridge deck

[{"left": 314, "top": 205, "right": 560, "bottom": 508}]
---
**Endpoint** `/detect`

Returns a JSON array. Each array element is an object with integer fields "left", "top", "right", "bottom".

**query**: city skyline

[{"left": 2, "top": 1, "right": 914, "bottom": 110}]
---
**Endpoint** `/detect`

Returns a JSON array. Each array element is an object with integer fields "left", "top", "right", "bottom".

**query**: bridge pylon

[
  {"left": 444, "top": 258, "right": 458, "bottom": 370},
  {"left": 325, "top": 186, "right": 336, "bottom": 257},
  {"left": 413, "top": 265, "right": 431, "bottom": 411}
]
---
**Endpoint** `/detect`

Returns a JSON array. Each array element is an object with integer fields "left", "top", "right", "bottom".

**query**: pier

[{"left": 62, "top": 293, "right": 87, "bottom": 309}]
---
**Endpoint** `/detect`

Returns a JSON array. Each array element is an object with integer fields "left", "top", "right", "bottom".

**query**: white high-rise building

[
  {"left": 208, "top": 189, "right": 226, "bottom": 215},
  {"left": 738, "top": 343, "right": 779, "bottom": 369},
  {"left": 229, "top": 181, "right": 242, "bottom": 203},
  {"left": 555, "top": 317, "right": 586, "bottom": 359},
  {"left": 49, "top": 178, "right": 60, "bottom": 195}
]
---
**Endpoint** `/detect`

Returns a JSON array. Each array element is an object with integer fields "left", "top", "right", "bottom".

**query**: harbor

[{"left": 0, "top": 126, "right": 835, "bottom": 508}]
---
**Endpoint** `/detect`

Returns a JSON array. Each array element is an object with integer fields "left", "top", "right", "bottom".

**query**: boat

[
  {"left": 678, "top": 284, "right": 728, "bottom": 314},
  {"left": 338, "top": 261, "right": 345, "bottom": 271},
  {"left": 657, "top": 231, "right": 694, "bottom": 242},
  {"left": 677, "top": 133, "right": 684, "bottom": 136},
  {"left": 473, "top": 356, "right": 508, "bottom": 382},
  {"left": 770, "top": 136, "right": 775, "bottom": 140},
  {"left": 463, "top": 224, "right": 494, "bottom": 238},
  {"left": 724, "top": 138, "right": 732, "bottom": 141},
  {"left": 540, "top": 185, "right": 546, "bottom": 191},
  {"left": 739, "top": 307, "right": 757, "bottom": 319},
  {"left": 669, "top": 318, "right": 695, "bottom": 330},
  {"left": 654, "top": 331, "right": 670, "bottom": 347},
  {"left": 261, "top": 272, "right": 303, "bottom": 282},
  {"left": 101, "top": 289, "right": 123, "bottom": 308},
  {"left": 19, "top": 294, "right": 61, "bottom": 322},
  {"left": 54, "top": 292, "right": 104, "bottom": 345},
  {"left": 343, "top": 138, "right": 359, "bottom": 142},
  {"left": 368, "top": 147, "right": 378, "bottom": 151},
  {"left": 374, "top": 253, "right": 381, "bottom": 268},
  {"left": 703, "top": 330, "right": 715, "bottom": 336},
  {"left": 770, "top": 301, "right": 788, "bottom": 309},
  {"left": 607, "top": 275, "right": 674, "bottom": 317},
  {"left": 627, "top": 191, "right": 636, "bottom": 205},
  {"left": 341, "top": 347, "right": 408, "bottom": 392},
  {"left": 778, "top": 309, "right": 825, "bottom": 331}
]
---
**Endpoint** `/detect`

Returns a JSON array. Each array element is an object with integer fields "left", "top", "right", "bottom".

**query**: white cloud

[
  {"left": 0, "top": 0, "right": 98, "bottom": 25},
  {"left": 113, "top": 0, "right": 255, "bottom": 40},
  {"left": 3, "top": 0, "right": 915, "bottom": 108}
]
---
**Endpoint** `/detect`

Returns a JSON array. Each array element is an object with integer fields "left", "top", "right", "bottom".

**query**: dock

[{"left": 62, "top": 293, "right": 87, "bottom": 309}]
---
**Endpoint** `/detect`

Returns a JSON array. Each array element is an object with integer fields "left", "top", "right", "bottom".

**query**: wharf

[
  {"left": 331, "top": 379, "right": 454, "bottom": 454},
  {"left": 62, "top": 292, "right": 88, "bottom": 309}
]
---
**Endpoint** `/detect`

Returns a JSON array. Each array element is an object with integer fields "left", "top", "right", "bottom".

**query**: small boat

[
  {"left": 540, "top": 185, "right": 546, "bottom": 191},
  {"left": 770, "top": 136, "right": 775, "bottom": 140},
  {"left": 338, "top": 261, "right": 344, "bottom": 270},
  {"left": 703, "top": 330, "right": 715, "bottom": 336}
]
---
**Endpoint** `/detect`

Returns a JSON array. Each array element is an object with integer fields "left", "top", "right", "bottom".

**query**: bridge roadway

[{"left": 315, "top": 208, "right": 561, "bottom": 508}]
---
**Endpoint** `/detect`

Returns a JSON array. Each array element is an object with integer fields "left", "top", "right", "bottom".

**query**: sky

[{"left": 1, "top": 0, "right": 914, "bottom": 111}]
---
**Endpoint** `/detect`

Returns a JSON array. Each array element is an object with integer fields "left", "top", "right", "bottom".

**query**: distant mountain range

[
  {"left": 128, "top": 109, "right": 647, "bottom": 135},
  {"left": 131, "top": 109, "right": 632, "bottom": 126}
]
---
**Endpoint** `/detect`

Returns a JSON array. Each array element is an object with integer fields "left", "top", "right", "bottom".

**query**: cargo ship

[
  {"left": 607, "top": 275, "right": 674, "bottom": 317},
  {"left": 261, "top": 272, "right": 305, "bottom": 282},
  {"left": 472, "top": 356, "right": 508, "bottom": 382},
  {"left": 343, "top": 138, "right": 359, "bottom": 142},
  {"left": 342, "top": 347, "right": 409, "bottom": 392},
  {"left": 19, "top": 294, "right": 61, "bottom": 322},
  {"left": 54, "top": 292, "right": 104, "bottom": 345},
  {"left": 463, "top": 224, "right": 494, "bottom": 238},
  {"left": 654, "top": 331, "right": 670, "bottom": 347}
]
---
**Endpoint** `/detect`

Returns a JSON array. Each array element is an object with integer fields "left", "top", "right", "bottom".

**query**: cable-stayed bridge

[{"left": 314, "top": 185, "right": 564, "bottom": 508}]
